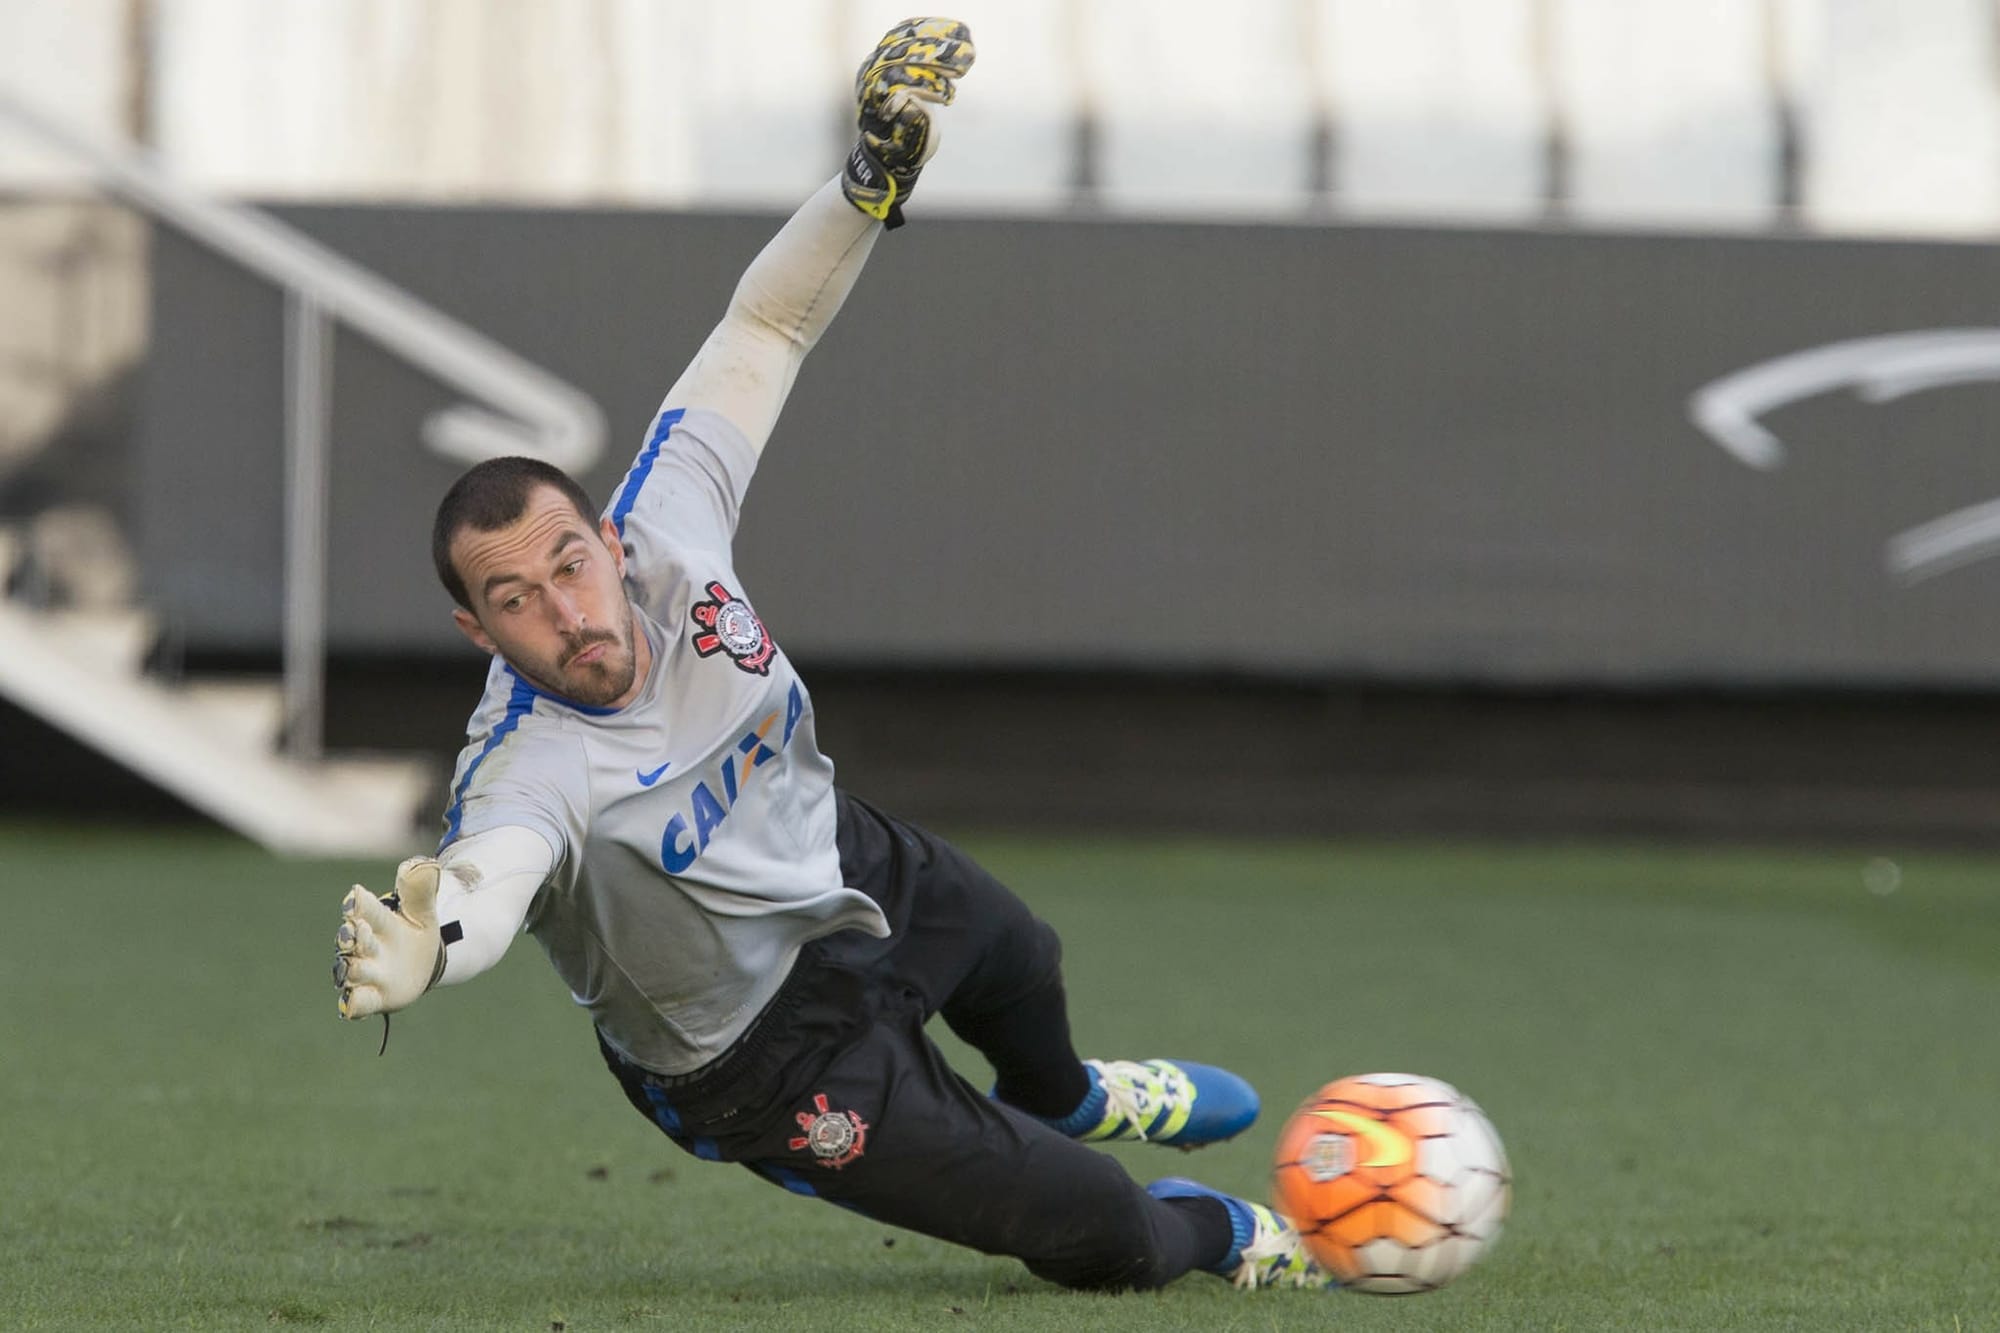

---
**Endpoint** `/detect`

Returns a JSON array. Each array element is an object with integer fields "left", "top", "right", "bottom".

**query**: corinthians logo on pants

[{"left": 790, "top": 1092, "right": 869, "bottom": 1169}]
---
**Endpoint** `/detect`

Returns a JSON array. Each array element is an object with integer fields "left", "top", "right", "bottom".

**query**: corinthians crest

[
  {"left": 688, "top": 580, "right": 776, "bottom": 675},
  {"left": 789, "top": 1092, "right": 869, "bottom": 1169}
]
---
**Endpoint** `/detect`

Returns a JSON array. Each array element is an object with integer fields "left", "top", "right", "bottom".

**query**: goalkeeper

[{"left": 332, "top": 20, "right": 1331, "bottom": 1294}]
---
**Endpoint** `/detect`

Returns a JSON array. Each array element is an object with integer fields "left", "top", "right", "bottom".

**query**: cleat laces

[
  {"left": 1231, "top": 1205, "right": 1338, "bottom": 1291},
  {"left": 1086, "top": 1059, "right": 1192, "bottom": 1143}
]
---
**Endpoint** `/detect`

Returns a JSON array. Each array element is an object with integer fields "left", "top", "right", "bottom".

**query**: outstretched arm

[
  {"left": 334, "top": 825, "right": 552, "bottom": 1020},
  {"left": 656, "top": 178, "right": 881, "bottom": 458},
  {"left": 658, "top": 18, "right": 975, "bottom": 457}
]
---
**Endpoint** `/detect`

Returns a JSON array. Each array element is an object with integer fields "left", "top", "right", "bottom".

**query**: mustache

[{"left": 560, "top": 627, "right": 620, "bottom": 665}]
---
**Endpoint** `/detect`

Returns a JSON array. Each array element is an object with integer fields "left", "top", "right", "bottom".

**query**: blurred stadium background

[
  {"left": 6, "top": 0, "right": 2000, "bottom": 852},
  {"left": 9, "top": 5, "right": 2000, "bottom": 1329}
]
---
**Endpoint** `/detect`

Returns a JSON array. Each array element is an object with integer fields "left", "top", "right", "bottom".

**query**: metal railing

[{"left": 0, "top": 90, "right": 606, "bottom": 758}]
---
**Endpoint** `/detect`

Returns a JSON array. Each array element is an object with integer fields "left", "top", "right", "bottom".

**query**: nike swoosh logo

[
  {"left": 1311, "top": 1109, "right": 1414, "bottom": 1169},
  {"left": 637, "top": 762, "right": 672, "bottom": 786}
]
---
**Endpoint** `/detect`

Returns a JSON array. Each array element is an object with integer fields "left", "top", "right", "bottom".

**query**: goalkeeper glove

[
  {"left": 842, "top": 17, "right": 976, "bottom": 229},
  {"left": 334, "top": 857, "right": 446, "bottom": 1021}
]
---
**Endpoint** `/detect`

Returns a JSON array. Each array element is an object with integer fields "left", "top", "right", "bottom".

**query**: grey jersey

[{"left": 440, "top": 407, "right": 890, "bottom": 1074}]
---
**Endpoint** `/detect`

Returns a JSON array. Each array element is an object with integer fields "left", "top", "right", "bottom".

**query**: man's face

[{"left": 448, "top": 485, "right": 643, "bottom": 709}]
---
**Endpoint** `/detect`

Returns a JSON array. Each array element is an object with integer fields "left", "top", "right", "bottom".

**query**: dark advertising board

[{"left": 141, "top": 205, "right": 2000, "bottom": 688}]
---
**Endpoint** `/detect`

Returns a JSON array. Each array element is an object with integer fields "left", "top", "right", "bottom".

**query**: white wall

[
  {"left": 0, "top": 0, "right": 131, "bottom": 188},
  {"left": 1788, "top": 0, "right": 2000, "bottom": 236},
  {"left": 1319, "top": 0, "right": 1548, "bottom": 222},
  {"left": 1551, "top": 0, "right": 1778, "bottom": 228},
  {"left": 148, "top": 0, "right": 703, "bottom": 202},
  {"left": 1081, "top": 0, "right": 1317, "bottom": 217},
  {"left": 6, "top": 0, "right": 2000, "bottom": 237}
]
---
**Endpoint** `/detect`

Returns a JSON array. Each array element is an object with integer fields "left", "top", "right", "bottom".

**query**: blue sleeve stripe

[
  {"left": 438, "top": 670, "right": 539, "bottom": 849},
  {"left": 607, "top": 407, "right": 688, "bottom": 537}
]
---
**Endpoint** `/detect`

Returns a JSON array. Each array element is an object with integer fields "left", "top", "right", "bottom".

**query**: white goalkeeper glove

[
  {"left": 842, "top": 17, "right": 976, "bottom": 229},
  {"left": 334, "top": 858, "right": 446, "bottom": 1021}
]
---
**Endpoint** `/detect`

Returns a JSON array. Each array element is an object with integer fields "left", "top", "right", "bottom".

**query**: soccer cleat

[
  {"left": 1046, "top": 1058, "right": 1259, "bottom": 1148},
  {"left": 1147, "top": 1177, "right": 1340, "bottom": 1291}
]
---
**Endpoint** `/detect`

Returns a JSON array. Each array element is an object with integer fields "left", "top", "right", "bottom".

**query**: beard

[{"left": 517, "top": 608, "right": 639, "bottom": 708}]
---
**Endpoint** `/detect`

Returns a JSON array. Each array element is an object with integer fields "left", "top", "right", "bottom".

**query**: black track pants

[{"left": 599, "top": 790, "right": 1230, "bottom": 1291}]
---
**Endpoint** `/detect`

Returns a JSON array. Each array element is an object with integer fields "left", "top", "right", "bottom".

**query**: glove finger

[
  {"left": 868, "top": 22, "right": 976, "bottom": 72},
  {"left": 343, "top": 952, "right": 390, "bottom": 990},
  {"left": 335, "top": 919, "right": 359, "bottom": 955},
  {"left": 862, "top": 126, "right": 936, "bottom": 176},
  {"left": 863, "top": 99, "right": 947, "bottom": 172},
  {"left": 346, "top": 886, "right": 398, "bottom": 936},
  {"left": 861, "top": 63, "right": 961, "bottom": 114},
  {"left": 339, "top": 982, "right": 382, "bottom": 1020},
  {"left": 879, "top": 18, "right": 974, "bottom": 45},
  {"left": 858, "top": 27, "right": 975, "bottom": 107},
  {"left": 392, "top": 858, "right": 442, "bottom": 925},
  {"left": 866, "top": 48, "right": 974, "bottom": 88},
  {"left": 878, "top": 87, "right": 947, "bottom": 126},
  {"left": 344, "top": 916, "right": 380, "bottom": 961}
]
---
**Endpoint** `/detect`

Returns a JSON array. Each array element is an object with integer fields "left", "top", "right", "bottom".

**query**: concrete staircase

[
  {"left": 0, "top": 117, "right": 594, "bottom": 862},
  {"left": 0, "top": 527, "right": 435, "bottom": 858}
]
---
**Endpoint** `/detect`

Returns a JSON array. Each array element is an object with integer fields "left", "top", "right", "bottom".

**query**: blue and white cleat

[
  {"left": 1045, "top": 1058, "right": 1260, "bottom": 1149},
  {"left": 1147, "top": 1177, "right": 1340, "bottom": 1291}
]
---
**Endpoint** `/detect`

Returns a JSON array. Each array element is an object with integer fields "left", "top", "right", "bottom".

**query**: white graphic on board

[{"left": 1688, "top": 329, "right": 2000, "bottom": 583}]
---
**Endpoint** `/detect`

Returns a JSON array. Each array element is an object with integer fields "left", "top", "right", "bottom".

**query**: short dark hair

[{"left": 432, "top": 457, "right": 599, "bottom": 610}]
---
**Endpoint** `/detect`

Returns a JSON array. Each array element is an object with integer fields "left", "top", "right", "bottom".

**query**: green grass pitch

[{"left": 3, "top": 821, "right": 1998, "bottom": 1330}]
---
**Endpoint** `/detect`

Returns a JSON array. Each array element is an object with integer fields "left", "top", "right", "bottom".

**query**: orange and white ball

[{"left": 1270, "top": 1072, "right": 1510, "bottom": 1294}]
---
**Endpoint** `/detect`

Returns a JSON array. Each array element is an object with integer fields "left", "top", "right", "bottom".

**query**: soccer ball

[{"left": 1270, "top": 1072, "right": 1510, "bottom": 1294}]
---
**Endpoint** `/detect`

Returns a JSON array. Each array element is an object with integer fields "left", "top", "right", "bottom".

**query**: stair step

[
  {"left": 180, "top": 679, "right": 284, "bottom": 751},
  {"left": 259, "top": 752, "right": 442, "bottom": 858},
  {"left": 33, "top": 606, "right": 157, "bottom": 675},
  {"left": 317, "top": 754, "right": 440, "bottom": 835},
  {"left": 0, "top": 598, "right": 435, "bottom": 857}
]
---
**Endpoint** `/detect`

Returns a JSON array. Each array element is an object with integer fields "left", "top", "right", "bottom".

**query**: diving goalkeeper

[{"left": 332, "top": 19, "right": 1334, "bottom": 1293}]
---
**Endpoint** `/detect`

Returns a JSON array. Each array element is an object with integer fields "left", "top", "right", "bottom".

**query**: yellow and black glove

[{"left": 842, "top": 17, "right": 976, "bottom": 229}]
